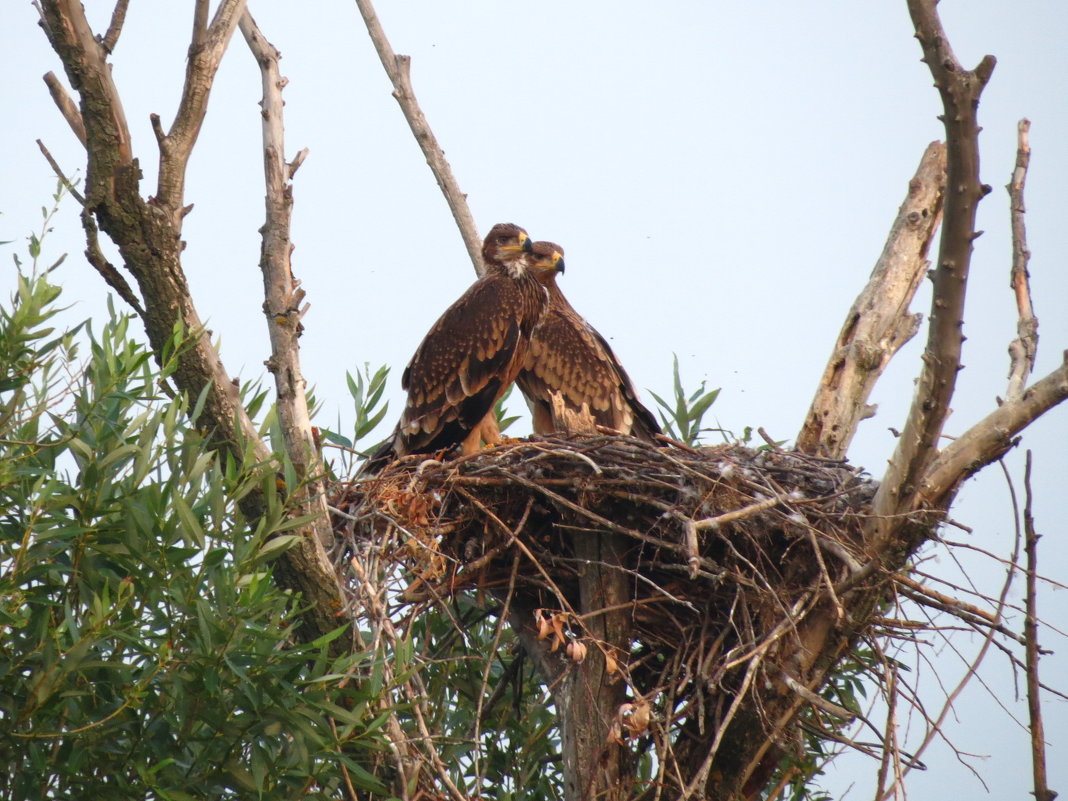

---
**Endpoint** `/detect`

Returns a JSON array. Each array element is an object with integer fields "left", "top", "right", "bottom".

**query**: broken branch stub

[{"left": 797, "top": 141, "right": 946, "bottom": 459}]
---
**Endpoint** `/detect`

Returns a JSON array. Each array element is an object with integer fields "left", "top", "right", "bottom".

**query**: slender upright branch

[
  {"left": 796, "top": 141, "right": 946, "bottom": 458},
  {"left": 869, "top": 0, "right": 996, "bottom": 547},
  {"left": 99, "top": 0, "right": 129, "bottom": 54},
  {"left": 1022, "top": 453, "right": 1057, "bottom": 801},
  {"left": 239, "top": 9, "right": 334, "bottom": 555},
  {"left": 1006, "top": 119, "right": 1037, "bottom": 403},
  {"left": 155, "top": 0, "right": 247, "bottom": 234},
  {"left": 192, "top": 0, "right": 209, "bottom": 46},
  {"left": 352, "top": 0, "right": 483, "bottom": 275}
]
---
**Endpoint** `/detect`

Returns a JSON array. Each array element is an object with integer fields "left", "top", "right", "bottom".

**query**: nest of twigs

[{"left": 332, "top": 435, "right": 876, "bottom": 735}]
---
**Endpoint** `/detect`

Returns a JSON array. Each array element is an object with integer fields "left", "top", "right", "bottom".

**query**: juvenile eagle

[
  {"left": 363, "top": 223, "right": 560, "bottom": 473},
  {"left": 517, "top": 241, "right": 661, "bottom": 441}
]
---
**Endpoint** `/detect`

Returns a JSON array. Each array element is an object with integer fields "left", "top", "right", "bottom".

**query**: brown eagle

[
  {"left": 363, "top": 223, "right": 560, "bottom": 473},
  {"left": 517, "top": 241, "right": 661, "bottom": 441}
]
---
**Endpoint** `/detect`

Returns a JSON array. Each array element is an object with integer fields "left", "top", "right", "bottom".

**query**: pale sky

[{"left": 2, "top": 2, "right": 1067, "bottom": 798}]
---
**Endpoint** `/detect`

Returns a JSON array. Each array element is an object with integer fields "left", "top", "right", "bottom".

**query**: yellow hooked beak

[{"left": 500, "top": 232, "right": 532, "bottom": 254}]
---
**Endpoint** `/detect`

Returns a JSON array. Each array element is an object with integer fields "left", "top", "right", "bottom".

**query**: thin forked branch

[
  {"left": 37, "top": 0, "right": 347, "bottom": 645},
  {"left": 155, "top": 0, "right": 248, "bottom": 233},
  {"left": 38, "top": 0, "right": 267, "bottom": 460},
  {"left": 38, "top": 1, "right": 133, "bottom": 163}
]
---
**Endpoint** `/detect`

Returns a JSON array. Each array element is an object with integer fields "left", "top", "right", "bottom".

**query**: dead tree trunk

[{"left": 559, "top": 532, "right": 634, "bottom": 801}]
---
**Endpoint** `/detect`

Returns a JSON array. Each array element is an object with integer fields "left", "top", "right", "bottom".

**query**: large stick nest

[{"left": 333, "top": 435, "right": 877, "bottom": 739}]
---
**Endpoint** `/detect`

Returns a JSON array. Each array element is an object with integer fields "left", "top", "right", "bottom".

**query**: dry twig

[
  {"left": 1022, "top": 453, "right": 1057, "bottom": 801},
  {"left": 1006, "top": 119, "right": 1038, "bottom": 404}
]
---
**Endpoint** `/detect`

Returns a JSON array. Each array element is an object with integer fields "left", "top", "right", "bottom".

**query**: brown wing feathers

[
  {"left": 362, "top": 223, "right": 551, "bottom": 473},
  {"left": 362, "top": 227, "right": 658, "bottom": 475},
  {"left": 398, "top": 274, "right": 528, "bottom": 451},
  {"left": 518, "top": 241, "right": 662, "bottom": 442}
]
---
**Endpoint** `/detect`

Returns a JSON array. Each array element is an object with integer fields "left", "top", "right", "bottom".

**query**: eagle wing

[
  {"left": 396, "top": 273, "right": 537, "bottom": 455},
  {"left": 518, "top": 292, "right": 661, "bottom": 441}
]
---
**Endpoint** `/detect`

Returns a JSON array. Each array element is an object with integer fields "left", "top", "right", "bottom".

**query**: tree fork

[{"left": 37, "top": 0, "right": 348, "bottom": 648}]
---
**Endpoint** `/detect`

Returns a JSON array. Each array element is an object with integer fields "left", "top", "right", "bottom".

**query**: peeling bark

[{"left": 797, "top": 142, "right": 946, "bottom": 459}]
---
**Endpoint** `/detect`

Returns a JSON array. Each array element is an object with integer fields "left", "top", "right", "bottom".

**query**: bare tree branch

[
  {"left": 38, "top": 0, "right": 265, "bottom": 458},
  {"left": 99, "top": 0, "right": 129, "bottom": 54},
  {"left": 35, "top": 137, "right": 85, "bottom": 206},
  {"left": 80, "top": 208, "right": 145, "bottom": 316},
  {"left": 42, "top": 71, "right": 86, "bottom": 146},
  {"left": 1006, "top": 119, "right": 1038, "bottom": 404},
  {"left": 40, "top": 1, "right": 134, "bottom": 163},
  {"left": 797, "top": 141, "right": 946, "bottom": 458},
  {"left": 155, "top": 0, "right": 247, "bottom": 234},
  {"left": 869, "top": 0, "right": 996, "bottom": 547},
  {"left": 1022, "top": 452, "right": 1057, "bottom": 801},
  {"left": 920, "top": 356, "right": 1068, "bottom": 506},
  {"left": 352, "top": 0, "right": 483, "bottom": 275},
  {"left": 192, "top": 0, "right": 209, "bottom": 47},
  {"left": 238, "top": 8, "right": 335, "bottom": 556},
  {"left": 37, "top": 0, "right": 347, "bottom": 646}
]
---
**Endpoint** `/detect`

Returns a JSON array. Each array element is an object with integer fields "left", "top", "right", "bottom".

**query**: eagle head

[
  {"left": 531, "top": 240, "right": 566, "bottom": 285},
  {"left": 482, "top": 223, "right": 533, "bottom": 274}
]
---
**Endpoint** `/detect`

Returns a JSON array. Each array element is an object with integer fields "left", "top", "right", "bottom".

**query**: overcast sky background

[{"left": 2, "top": 2, "right": 1066, "bottom": 798}]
